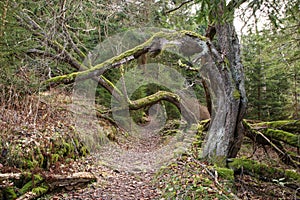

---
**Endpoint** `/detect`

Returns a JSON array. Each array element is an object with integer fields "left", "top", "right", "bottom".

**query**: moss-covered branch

[
  {"left": 262, "top": 129, "right": 300, "bottom": 148},
  {"left": 129, "top": 91, "right": 180, "bottom": 110},
  {"left": 243, "top": 120, "right": 300, "bottom": 167},
  {"left": 253, "top": 120, "right": 300, "bottom": 133},
  {"left": 44, "top": 30, "right": 206, "bottom": 85},
  {"left": 228, "top": 158, "right": 300, "bottom": 188},
  {"left": 122, "top": 90, "right": 198, "bottom": 124},
  {"left": 244, "top": 120, "right": 300, "bottom": 148}
]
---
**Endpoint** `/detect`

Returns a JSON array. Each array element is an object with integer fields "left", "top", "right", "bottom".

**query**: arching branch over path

[
  {"left": 44, "top": 31, "right": 207, "bottom": 84},
  {"left": 45, "top": 29, "right": 247, "bottom": 160}
]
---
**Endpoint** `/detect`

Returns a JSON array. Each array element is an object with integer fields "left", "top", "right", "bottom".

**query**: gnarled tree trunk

[
  {"left": 201, "top": 1, "right": 247, "bottom": 160},
  {"left": 45, "top": 27, "right": 247, "bottom": 162}
]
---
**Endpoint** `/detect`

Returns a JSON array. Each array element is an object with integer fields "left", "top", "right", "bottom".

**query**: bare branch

[
  {"left": 62, "top": 24, "right": 86, "bottom": 59},
  {"left": 16, "top": 12, "right": 83, "bottom": 70},
  {"left": 165, "top": 0, "right": 194, "bottom": 14}
]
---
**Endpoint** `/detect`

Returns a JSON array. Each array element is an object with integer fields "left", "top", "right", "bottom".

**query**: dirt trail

[
  {"left": 54, "top": 157, "right": 161, "bottom": 200},
  {"left": 52, "top": 124, "right": 195, "bottom": 200}
]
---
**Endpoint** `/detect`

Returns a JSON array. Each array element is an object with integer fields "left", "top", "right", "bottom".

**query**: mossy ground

[
  {"left": 0, "top": 91, "right": 115, "bottom": 199},
  {"left": 1, "top": 92, "right": 299, "bottom": 199},
  {"left": 154, "top": 120, "right": 299, "bottom": 199},
  {"left": 154, "top": 143, "right": 299, "bottom": 199},
  {"left": 155, "top": 153, "right": 236, "bottom": 199}
]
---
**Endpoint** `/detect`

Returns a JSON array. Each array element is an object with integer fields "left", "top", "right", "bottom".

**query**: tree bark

[{"left": 201, "top": 1, "right": 247, "bottom": 160}]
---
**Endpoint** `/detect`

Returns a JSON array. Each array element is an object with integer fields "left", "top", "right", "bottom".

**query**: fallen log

[
  {"left": 227, "top": 158, "right": 300, "bottom": 190},
  {"left": 261, "top": 128, "right": 300, "bottom": 148},
  {"left": 243, "top": 120, "right": 300, "bottom": 167},
  {"left": 47, "top": 172, "right": 97, "bottom": 190},
  {"left": 253, "top": 120, "right": 300, "bottom": 134},
  {"left": 1, "top": 171, "right": 96, "bottom": 200},
  {"left": 247, "top": 120, "right": 300, "bottom": 148}
]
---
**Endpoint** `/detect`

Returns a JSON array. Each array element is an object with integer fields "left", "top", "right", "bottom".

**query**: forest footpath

[{"left": 1, "top": 94, "right": 299, "bottom": 199}]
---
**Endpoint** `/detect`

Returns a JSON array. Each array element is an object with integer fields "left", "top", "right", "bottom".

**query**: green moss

[
  {"left": 285, "top": 170, "right": 300, "bottom": 182},
  {"left": 208, "top": 155, "right": 227, "bottom": 167},
  {"left": 164, "top": 129, "right": 180, "bottom": 135},
  {"left": 179, "top": 30, "right": 207, "bottom": 40},
  {"left": 80, "top": 145, "right": 88, "bottom": 156},
  {"left": 19, "top": 174, "right": 44, "bottom": 195},
  {"left": 228, "top": 158, "right": 300, "bottom": 182},
  {"left": 197, "top": 119, "right": 210, "bottom": 133},
  {"left": 3, "top": 187, "right": 17, "bottom": 200},
  {"left": 233, "top": 89, "right": 241, "bottom": 100},
  {"left": 35, "top": 147, "right": 44, "bottom": 167},
  {"left": 228, "top": 158, "right": 267, "bottom": 174},
  {"left": 255, "top": 120, "right": 299, "bottom": 130},
  {"left": 51, "top": 154, "right": 60, "bottom": 163},
  {"left": 24, "top": 159, "right": 38, "bottom": 169},
  {"left": 74, "top": 138, "right": 79, "bottom": 148},
  {"left": 63, "top": 142, "right": 74, "bottom": 155},
  {"left": 35, "top": 174, "right": 44, "bottom": 182},
  {"left": 264, "top": 129, "right": 299, "bottom": 148},
  {"left": 31, "top": 184, "right": 49, "bottom": 196},
  {"left": 215, "top": 167, "right": 234, "bottom": 181},
  {"left": 65, "top": 158, "right": 73, "bottom": 163}
]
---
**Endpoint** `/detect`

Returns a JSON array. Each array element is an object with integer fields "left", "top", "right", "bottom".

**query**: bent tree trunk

[
  {"left": 45, "top": 28, "right": 247, "bottom": 162},
  {"left": 201, "top": 1, "right": 247, "bottom": 160}
]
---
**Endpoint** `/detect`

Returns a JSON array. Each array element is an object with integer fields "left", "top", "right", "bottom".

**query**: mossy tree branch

[
  {"left": 262, "top": 129, "right": 300, "bottom": 148},
  {"left": 246, "top": 120, "right": 300, "bottom": 148},
  {"left": 253, "top": 120, "right": 300, "bottom": 133},
  {"left": 243, "top": 120, "right": 300, "bottom": 167},
  {"left": 40, "top": 30, "right": 207, "bottom": 120},
  {"left": 44, "top": 30, "right": 206, "bottom": 85},
  {"left": 228, "top": 158, "right": 300, "bottom": 189},
  {"left": 128, "top": 90, "right": 198, "bottom": 123}
]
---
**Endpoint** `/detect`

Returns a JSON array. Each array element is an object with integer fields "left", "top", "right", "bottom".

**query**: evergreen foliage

[{"left": 242, "top": 1, "right": 300, "bottom": 120}]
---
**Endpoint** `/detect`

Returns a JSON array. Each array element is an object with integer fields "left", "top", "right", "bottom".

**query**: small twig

[
  {"left": 256, "top": 130, "right": 285, "bottom": 156},
  {"left": 165, "top": 0, "right": 194, "bottom": 14}
]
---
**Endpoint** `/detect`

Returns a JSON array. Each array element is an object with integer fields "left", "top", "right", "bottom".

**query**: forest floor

[
  {"left": 1, "top": 93, "right": 299, "bottom": 199},
  {"left": 40, "top": 125, "right": 298, "bottom": 200},
  {"left": 43, "top": 129, "right": 164, "bottom": 200}
]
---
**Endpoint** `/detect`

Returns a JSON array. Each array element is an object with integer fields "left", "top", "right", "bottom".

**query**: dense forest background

[
  {"left": 0, "top": 0, "right": 299, "bottom": 199},
  {"left": 1, "top": 0, "right": 298, "bottom": 121}
]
